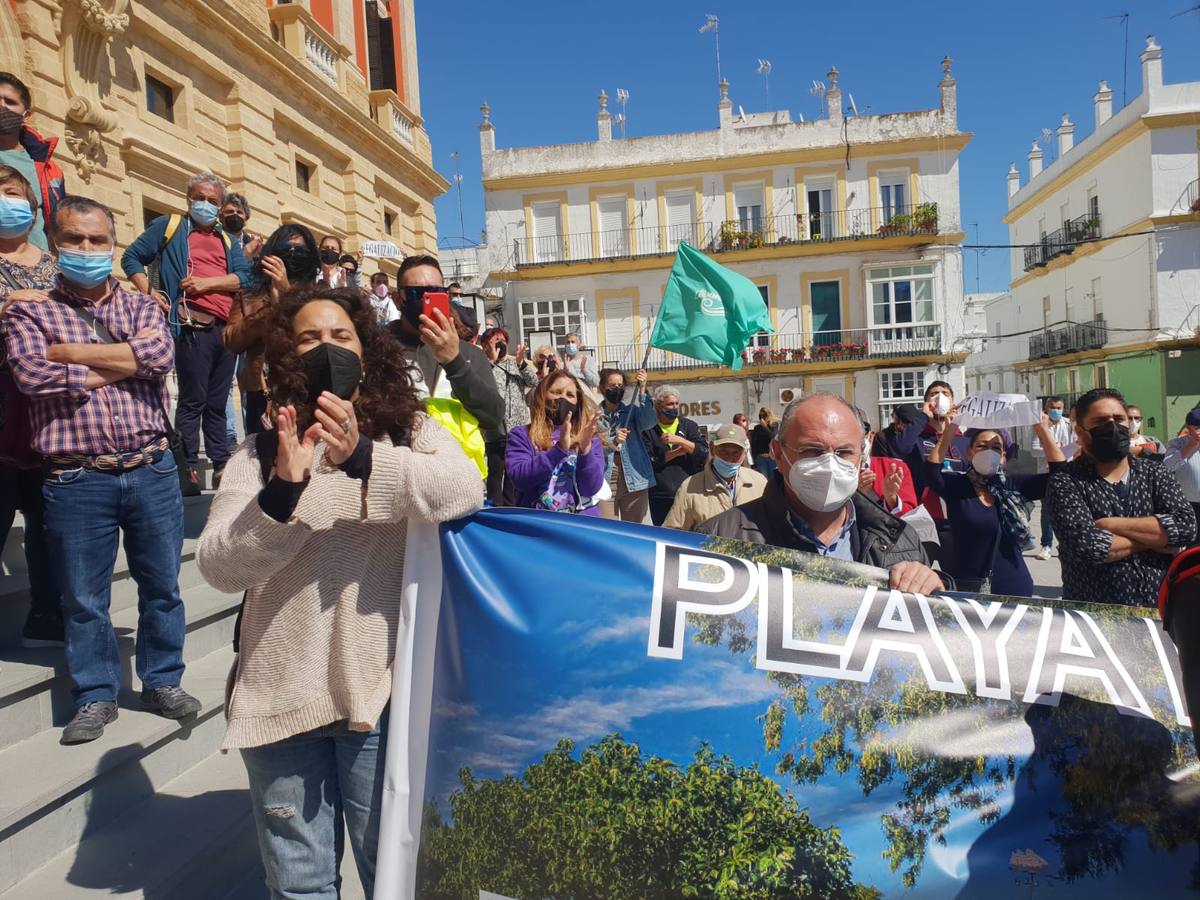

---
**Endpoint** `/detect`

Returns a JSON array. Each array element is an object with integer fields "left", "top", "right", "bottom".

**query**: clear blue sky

[{"left": 415, "top": 1, "right": 1200, "bottom": 293}]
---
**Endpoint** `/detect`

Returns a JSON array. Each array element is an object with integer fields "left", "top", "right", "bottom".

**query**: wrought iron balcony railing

[
  {"left": 513, "top": 203, "right": 943, "bottom": 268},
  {"left": 1023, "top": 208, "right": 1102, "bottom": 271},
  {"left": 593, "top": 323, "right": 942, "bottom": 373},
  {"left": 1028, "top": 320, "right": 1108, "bottom": 359}
]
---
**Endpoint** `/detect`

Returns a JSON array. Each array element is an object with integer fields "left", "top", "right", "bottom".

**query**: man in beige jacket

[{"left": 663, "top": 424, "right": 767, "bottom": 532}]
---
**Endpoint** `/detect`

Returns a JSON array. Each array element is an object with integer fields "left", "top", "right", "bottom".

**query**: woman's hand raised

[
  {"left": 311, "top": 392, "right": 360, "bottom": 467},
  {"left": 274, "top": 405, "right": 320, "bottom": 483}
]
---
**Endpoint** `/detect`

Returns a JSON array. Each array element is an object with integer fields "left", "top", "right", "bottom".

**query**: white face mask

[
  {"left": 1129, "top": 417, "right": 1142, "bottom": 435},
  {"left": 933, "top": 394, "right": 952, "bottom": 417},
  {"left": 784, "top": 450, "right": 861, "bottom": 513},
  {"left": 861, "top": 437, "right": 872, "bottom": 469},
  {"left": 971, "top": 448, "right": 1003, "bottom": 476}
]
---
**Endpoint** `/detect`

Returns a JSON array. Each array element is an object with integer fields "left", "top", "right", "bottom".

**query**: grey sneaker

[
  {"left": 141, "top": 685, "right": 201, "bottom": 719},
  {"left": 61, "top": 701, "right": 118, "bottom": 745}
]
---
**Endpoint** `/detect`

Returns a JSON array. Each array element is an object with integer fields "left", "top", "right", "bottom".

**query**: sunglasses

[{"left": 400, "top": 285, "right": 446, "bottom": 303}]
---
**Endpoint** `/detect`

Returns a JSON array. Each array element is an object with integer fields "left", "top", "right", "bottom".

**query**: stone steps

[{"left": 0, "top": 487, "right": 366, "bottom": 898}]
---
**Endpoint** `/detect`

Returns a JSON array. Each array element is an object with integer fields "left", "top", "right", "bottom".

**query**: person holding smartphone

[{"left": 388, "top": 255, "right": 503, "bottom": 496}]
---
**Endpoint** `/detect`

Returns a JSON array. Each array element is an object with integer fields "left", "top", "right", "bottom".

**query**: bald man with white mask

[{"left": 699, "top": 394, "right": 947, "bottom": 594}]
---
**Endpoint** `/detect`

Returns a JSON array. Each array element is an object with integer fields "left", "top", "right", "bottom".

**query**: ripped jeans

[{"left": 240, "top": 710, "right": 388, "bottom": 900}]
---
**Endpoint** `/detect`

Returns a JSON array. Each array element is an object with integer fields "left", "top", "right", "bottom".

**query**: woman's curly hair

[{"left": 262, "top": 286, "right": 420, "bottom": 442}]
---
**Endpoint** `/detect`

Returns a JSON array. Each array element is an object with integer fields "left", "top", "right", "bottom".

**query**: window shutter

[{"left": 598, "top": 197, "right": 627, "bottom": 256}]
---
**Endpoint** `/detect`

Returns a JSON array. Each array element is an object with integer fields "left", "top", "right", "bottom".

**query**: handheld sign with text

[
  {"left": 955, "top": 391, "right": 1042, "bottom": 430},
  {"left": 362, "top": 240, "right": 403, "bottom": 259}
]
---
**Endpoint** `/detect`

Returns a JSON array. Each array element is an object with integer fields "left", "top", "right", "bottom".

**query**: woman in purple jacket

[{"left": 505, "top": 370, "right": 605, "bottom": 515}]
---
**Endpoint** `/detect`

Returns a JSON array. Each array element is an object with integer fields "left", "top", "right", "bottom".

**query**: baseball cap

[
  {"left": 893, "top": 403, "right": 921, "bottom": 425},
  {"left": 1186, "top": 407, "right": 1200, "bottom": 428},
  {"left": 713, "top": 424, "right": 749, "bottom": 449}
]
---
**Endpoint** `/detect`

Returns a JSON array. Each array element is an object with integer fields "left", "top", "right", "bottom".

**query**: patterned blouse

[
  {"left": 1046, "top": 455, "right": 1197, "bottom": 606},
  {"left": 0, "top": 251, "right": 58, "bottom": 295}
]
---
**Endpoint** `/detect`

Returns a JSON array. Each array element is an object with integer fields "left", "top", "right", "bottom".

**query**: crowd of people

[{"left": 2, "top": 64, "right": 1200, "bottom": 898}]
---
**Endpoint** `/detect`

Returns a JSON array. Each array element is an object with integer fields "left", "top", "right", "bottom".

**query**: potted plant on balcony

[
  {"left": 751, "top": 347, "right": 769, "bottom": 364},
  {"left": 810, "top": 344, "right": 832, "bottom": 361},
  {"left": 747, "top": 230, "right": 765, "bottom": 249},
  {"left": 912, "top": 203, "right": 938, "bottom": 232},
  {"left": 844, "top": 341, "right": 867, "bottom": 357},
  {"left": 769, "top": 348, "right": 789, "bottom": 364},
  {"left": 878, "top": 212, "right": 911, "bottom": 236},
  {"left": 718, "top": 221, "right": 740, "bottom": 252}
]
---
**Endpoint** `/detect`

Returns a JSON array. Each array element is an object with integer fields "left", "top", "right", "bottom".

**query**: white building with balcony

[
  {"left": 475, "top": 59, "right": 971, "bottom": 428},
  {"left": 992, "top": 35, "right": 1200, "bottom": 437}
]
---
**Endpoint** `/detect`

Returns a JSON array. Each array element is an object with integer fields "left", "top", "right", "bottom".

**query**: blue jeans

[
  {"left": 42, "top": 452, "right": 185, "bottom": 705},
  {"left": 240, "top": 711, "right": 388, "bottom": 900},
  {"left": 1040, "top": 501, "right": 1054, "bottom": 548},
  {"left": 175, "top": 323, "right": 236, "bottom": 467}
]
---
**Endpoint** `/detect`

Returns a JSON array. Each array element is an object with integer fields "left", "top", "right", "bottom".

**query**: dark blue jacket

[{"left": 121, "top": 214, "right": 253, "bottom": 334}]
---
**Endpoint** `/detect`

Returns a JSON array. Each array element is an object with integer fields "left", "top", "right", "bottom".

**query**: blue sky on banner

[{"left": 417, "top": 0, "right": 1200, "bottom": 293}]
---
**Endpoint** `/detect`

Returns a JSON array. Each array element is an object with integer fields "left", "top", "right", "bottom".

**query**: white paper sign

[
  {"left": 955, "top": 392, "right": 1041, "bottom": 431},
  {"left": 362, "top": 240, "right": 403, "bottom": 259}
]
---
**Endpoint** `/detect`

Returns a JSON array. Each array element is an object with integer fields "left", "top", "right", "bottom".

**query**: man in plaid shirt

[{"left": 4, "top": 196, "right": 200, "bottom": 744}]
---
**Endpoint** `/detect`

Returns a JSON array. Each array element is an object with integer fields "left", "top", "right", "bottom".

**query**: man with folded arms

[{"left": 4, "top": 196, "right": 198, "bottom": 744}]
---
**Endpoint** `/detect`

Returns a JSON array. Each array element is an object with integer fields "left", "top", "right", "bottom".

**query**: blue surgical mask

[
  {"left": 58, "top": 248, "right": 113, "bottom": 289},
  {"left": 189, "top": 199, "right": 219, "bottom": 226},
  {"left": 1048, "top": 409, "right": 1062, "bottom": 422},
  {"left": 0, "top": 196, "right": 33, "bottom": 238},
  {"left": 563, "top": 342, "right": 578, "bottom": 357},
  {"left": 712, "top": 456, "right": 741, "bottom": 480}
]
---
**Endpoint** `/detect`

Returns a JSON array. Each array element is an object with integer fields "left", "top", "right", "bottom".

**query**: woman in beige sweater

[{"left": 196, "top": 286, "right": 482, "bottom": 899}]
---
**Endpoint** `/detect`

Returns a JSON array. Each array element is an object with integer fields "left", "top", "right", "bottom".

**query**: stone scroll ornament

[{"left": 53, "top": 0, "right": 130, "bottom": 182}]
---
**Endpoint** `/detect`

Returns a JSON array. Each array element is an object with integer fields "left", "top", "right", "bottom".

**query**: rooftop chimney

[
  {"left": 718, "top": 79, "right": 732, "bottom": 126},
  {"left": 826, "top": 66, "right": 842, "bottom": 122},
  {"left": 1057, "top": 114, "right": 1075, "bottom": 156},
  {"left": 1028, "top": 141, "right": 1043, "bottom": 179},
  {"left": 939, "top": 55, "right": 957, "bottom": 127},
  {"left": 596, "top": 89, "right": 611, "bottom": 142},
  {"left": 479, "top": 101, "right": 494, "bottom": 154},
  {"left": 1007, "top": 162, "right": 1020, "bottom": 198},
  {"left": 1140, "top": 35, "right": 1163, "bottom": 96},
  {"left": 1094, "top": 80, "right": 1113, "bottom": 128}
]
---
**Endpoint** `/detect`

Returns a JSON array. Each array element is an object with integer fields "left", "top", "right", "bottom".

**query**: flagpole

[{"left": 616, "top": 343, "right": 654, "bottom": 445}]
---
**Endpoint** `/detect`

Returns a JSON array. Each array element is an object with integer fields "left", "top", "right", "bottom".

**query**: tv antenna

[
  {"left": 449, "top": 150, "right": 465, "bottom": 240},
  {"left": 848, "top": 93, "right": 859, "bottom": 116},
  {"left": 699, "top": 15, "right": 721, "bottom": 84},
  {"left": 756, "top": 59, "right": 772, "bottom": 105},
  {"left": 1104, "top": 12, "right": 1130, "bottom": 107},
  {"left": 808, "top": 79, "right": 827, "bottom": 119},
  {"left": 1037, "top": 127, "right": 1056, "bottom": 164},
  {"left": 615, "top": 88, "right": 629, "bottom": 138}
]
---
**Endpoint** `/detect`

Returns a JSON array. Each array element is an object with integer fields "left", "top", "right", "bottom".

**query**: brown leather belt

[{"left": 47, "top": 437, "right": 170, "bottom": 473}]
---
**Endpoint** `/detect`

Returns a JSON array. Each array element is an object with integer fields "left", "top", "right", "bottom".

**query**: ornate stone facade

[{"left": 4, "top": 0, "right": 444, "bottom": 272}]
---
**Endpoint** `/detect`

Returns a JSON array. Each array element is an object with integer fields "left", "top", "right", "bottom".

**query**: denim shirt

[
  {"left": 600, "top": 393, "right": 657, "bottom": 493},
  {"left": 786, "top": 501, "right": 856, "bottom": 561}
]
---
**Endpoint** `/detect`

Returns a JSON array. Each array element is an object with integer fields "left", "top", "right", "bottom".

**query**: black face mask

[
  {"left": 604, "top": 386, "right": 625, "bottom": 405},
  {"left": 549, "top": 397, "right": 576, "bottom": 428},
  {"left": 0, "top": 107, "right": 24, "bottom": 135},
  {"left": 1087, "top": 421, "right": 1131, "bottom": 462},
  {"left": 222, "top": 215, "right": 245, "bottom": 233},
  {"left": 279, "top": 245, "right": 316, "bottom": 281},
  {"left": 300, "top": 343, "right": 362, "bottom": 403},
  {"left": 494, "top": 341, "right": 507, "bottom": 360},
  {"left": 319, "top": 248, "right": 339, "bottom": 265}
]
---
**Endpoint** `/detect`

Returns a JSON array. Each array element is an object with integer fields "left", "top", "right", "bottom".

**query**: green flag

[{"left": 650, "top": 243, "right": 773, "bottom": 371}]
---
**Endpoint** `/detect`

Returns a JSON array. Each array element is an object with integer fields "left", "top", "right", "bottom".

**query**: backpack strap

[{"left": 161, "top": 213, "right": 182, "bottom": 250}]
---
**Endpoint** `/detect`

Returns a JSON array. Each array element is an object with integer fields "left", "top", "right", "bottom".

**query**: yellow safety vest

[{"left": 424, "top": 392, "right": 487, "bottom": 480}]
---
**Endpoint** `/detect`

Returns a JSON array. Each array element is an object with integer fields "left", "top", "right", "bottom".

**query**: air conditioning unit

[{"left": 778, "top": 386, "right": 802, "bottom": 405}]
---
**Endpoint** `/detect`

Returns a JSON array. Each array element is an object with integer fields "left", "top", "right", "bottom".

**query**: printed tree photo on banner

[
  {"left": 376, "top": 510, "right": 1200, "bottom": 900},
  {"left": 650, "top": 242, "right": 773, "bottom": 370}
]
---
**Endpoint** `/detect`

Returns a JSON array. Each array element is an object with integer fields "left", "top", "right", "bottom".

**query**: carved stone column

[{"left": 53, "top": 0, "right": 130, "bottom": 181}]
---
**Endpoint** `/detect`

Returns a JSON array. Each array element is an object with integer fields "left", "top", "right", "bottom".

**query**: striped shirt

[{"left": 3, "top": 277, "right": 174, "bottom": 455}]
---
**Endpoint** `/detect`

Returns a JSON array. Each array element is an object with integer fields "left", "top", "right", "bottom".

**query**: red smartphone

[{"left": 422, "top": 291, "right": 451, "bottom": 322}]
